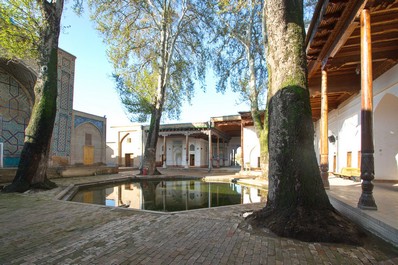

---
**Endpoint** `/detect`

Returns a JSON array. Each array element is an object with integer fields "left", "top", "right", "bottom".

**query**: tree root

[
  {"left": 2, "top": 178, "right": 57, "bottom": 193},
  {"left": 244, "top": 206, "right": 366, "bottom": 245},
  {"left": 2, "top": 179, "right": 31, "bottom": 193},
  {"left": 31, "top": 178, "right": 57, "bottom": 190}
]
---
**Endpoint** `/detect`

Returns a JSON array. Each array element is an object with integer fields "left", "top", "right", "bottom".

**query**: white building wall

[
  {"left": 163, "top": 137, "right": 183, "bottom": 167},
  {"left": 157, "top": 136, "right": 211, "bottom": 168},
  {"left": 228, "top": 137, "right": 241, "bottom": 167},
  {"left": 243, "top": 126, "right": 260, "bottom": 168},
  {"left": 121, "top": 129, "right": 143, "bottom": 167},
  {"left": 373, "top": 64, "right": 398, "bottom": 180},
  {"left": 106, "top": 142, "right": 118, "bottom": 166},
  {"left": 107, "top": 125, "right": 143, "bottom": 167},
  {"left": 192, "top": 138, "right": 208, "bottom": 167}
]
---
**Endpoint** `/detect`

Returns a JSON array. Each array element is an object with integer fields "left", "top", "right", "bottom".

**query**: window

[
  {"left": 85, "top": 133, "right": 92, "bottom": 146},
  {"left": 190, "top": 144, "right": 195, "bottom": 151}
]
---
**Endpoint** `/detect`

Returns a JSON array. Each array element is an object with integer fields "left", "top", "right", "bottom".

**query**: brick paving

[{"left": 1, "top": 170, "right": 398, "bottom": 264}]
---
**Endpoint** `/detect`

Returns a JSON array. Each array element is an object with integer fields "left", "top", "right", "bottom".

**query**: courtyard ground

[{"left": 0, "top": 168, "right": 397, "bottom": 264}]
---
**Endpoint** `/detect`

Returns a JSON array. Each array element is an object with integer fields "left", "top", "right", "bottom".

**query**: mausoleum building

[{"left": 0, "top": 49, "right": 106, "bottom": 168}]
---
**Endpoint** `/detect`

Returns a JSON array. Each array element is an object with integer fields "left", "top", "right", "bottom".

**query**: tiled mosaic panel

[
  {"left": 51, "top": 51, "right": 74, "bottom": 158},
  {"left": 74, "top": 115, "right": 104, "bottom": 134},
  {"left": 0, "top": 69, "right": 32, "bottom": 166}
]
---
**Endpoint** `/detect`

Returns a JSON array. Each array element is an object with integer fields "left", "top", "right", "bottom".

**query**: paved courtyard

[{"left": 1, "top": 170, "right": 397, "bottom": 264}]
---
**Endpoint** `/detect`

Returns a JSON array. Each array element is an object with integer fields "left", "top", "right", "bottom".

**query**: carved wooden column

[
  {"left": 320, "top": 69, "right": 330, "bottom": 189},
  {"left": 162, "top": 135, "right": 167, "bottom": 168},
  {"left": 358, "top": 8, "right": 377, "bottom": 210}
]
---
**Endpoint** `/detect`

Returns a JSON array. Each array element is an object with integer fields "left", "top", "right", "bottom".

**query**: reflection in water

[{"left": 72, "top": 180, "right": 267, "bottom": 212}]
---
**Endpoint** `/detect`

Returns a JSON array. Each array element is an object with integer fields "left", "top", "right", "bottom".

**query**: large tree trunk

[
  {"left": 3, "top": 1, "right": 64, "bottom": 193},
  {"left": 247, "top": 0, "right": 363, "bottom": 245}
]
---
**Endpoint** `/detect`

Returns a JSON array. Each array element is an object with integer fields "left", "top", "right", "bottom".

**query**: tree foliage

[
  {"left": 89, "top": 0, "right": 211, "bottom": 174},
  {"left": 89, "top": 0, "right": 209, "bottom": 122},
  {"left": 0, "top": 0, "right": 82, "bottom": 62},
  {"left": 304, "top": 0, "right": 317, "bottom": 27},
  {"left": 210, "top": 0, "right": 266, "bottom": 110},
  {"left": 0, "top": 0, "right": 41, "bottom": 61},
  {"left": 206, "top": 0, "right": 268, "bottom": 174}
]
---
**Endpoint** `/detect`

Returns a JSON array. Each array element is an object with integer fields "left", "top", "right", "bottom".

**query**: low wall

[{"left": 0, "top": 166, "right": 119, "bottom": 184}]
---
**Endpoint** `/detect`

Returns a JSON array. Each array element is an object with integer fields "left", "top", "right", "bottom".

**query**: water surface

[{"left": 71, "top": 179, "right": 267, "bottom": 212}]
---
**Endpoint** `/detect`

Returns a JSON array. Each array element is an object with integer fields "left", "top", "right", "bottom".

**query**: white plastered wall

[{"left": 243, "top": 126, "right": 260, "bottom": 168}]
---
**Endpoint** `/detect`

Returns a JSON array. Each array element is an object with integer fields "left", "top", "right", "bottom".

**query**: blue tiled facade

[
  {"left": 0, "top": 50, "right": 75, "bottom": 167},
  {"left": 0, "top": 68, "right": 32, "bottom": 167}
]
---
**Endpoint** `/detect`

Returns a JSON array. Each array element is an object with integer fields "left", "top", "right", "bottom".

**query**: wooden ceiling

[
  {"left": 212, "top": 115, "right": 242, "bottom": 138},
  {"left": 306, "top": 0, "right": 398, "bottom": 121}
]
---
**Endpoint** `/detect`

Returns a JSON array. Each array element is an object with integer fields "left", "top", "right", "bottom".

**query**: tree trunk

[
  {"left": 3, "top": 1, "right": 64, "bottom": 193},
  {"left": 141, "top": 106, "right": 162, "bottom": 175},
  {"left": 141, "top": 68, "right": 166, "bottom": 176},
  {"left": 140, "top": 10, "right": 170, "bottom": 176},
  {"left": 246, "top": 0, "right": 363, "bottom": 245}
]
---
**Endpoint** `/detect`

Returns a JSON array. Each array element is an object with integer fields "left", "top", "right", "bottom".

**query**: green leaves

[
  {"left": 114, "top": 71, "right": 155, "bottom": 122},
  {"left": 89, "top": 0, "right": 210, "bottom": 122},
  {"left": 0, "top": 0, "right": 41, "bottom": 60},
  {"left": 209, "top": 0, "right": 266, "bottom": 108}
]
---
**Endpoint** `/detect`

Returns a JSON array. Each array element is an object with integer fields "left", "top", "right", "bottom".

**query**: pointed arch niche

[{"left": 374, "top": 93, "right": 398, "bottom": 181}]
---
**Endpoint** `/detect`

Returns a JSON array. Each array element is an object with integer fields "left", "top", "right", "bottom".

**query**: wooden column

[
  {"left": 117, "top": 131, "right": 122, "bottom": 166},
  {"left": 240, "top": 120, "right": 244, "bottom": 171},
  {"left": 185, "top": 133, "right": 189, "bottom": 168},
  {"left": 217, "top": 136, "right": 220, "bottom": 168},
  {"left": 162, "top": 135, "right": 167, "bottom": 168},
  {"left": 358, "top": 8, "right": 377, "bottom": 210},
  {"left": 208, "top": 128, "right": 213, "bottom": 171},
  {"left": 223, "top": 139, "right": 226, "bottom": 166},
  {"left": 320, "top": 70, "right": 330, "bottom": 189}
]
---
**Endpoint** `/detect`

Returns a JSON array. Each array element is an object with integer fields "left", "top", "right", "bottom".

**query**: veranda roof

[{"left": 306, "top": 0, "right": 398, "bottom": 121}]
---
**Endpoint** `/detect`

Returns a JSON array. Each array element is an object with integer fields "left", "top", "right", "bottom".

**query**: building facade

[
  {"left": 0, "top": 49, "right": 106, "bottom": 167},
  {"left": 107, "top": 114, "right": 263, "bottom": 171}
]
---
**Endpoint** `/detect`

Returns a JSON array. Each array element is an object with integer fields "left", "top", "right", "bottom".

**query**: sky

[{"left": 58, "top": 5, "right": 250, "bottom": 140}]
